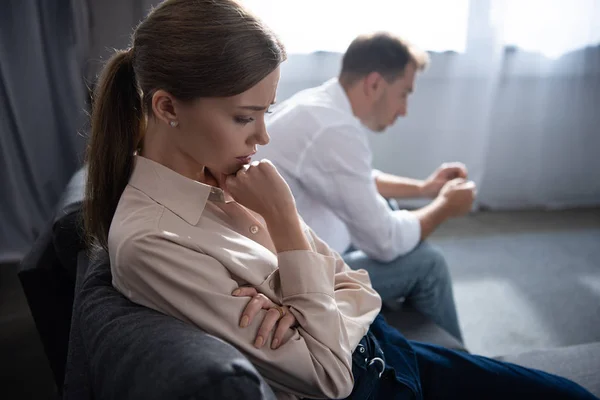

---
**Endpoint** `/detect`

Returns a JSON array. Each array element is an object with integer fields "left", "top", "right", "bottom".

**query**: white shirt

[{"left": 257, "top": 78, "right": 421, "bottom": 262}]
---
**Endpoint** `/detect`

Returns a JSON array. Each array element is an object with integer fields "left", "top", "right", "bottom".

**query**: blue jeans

[
  {"left": 343, "top": 315, "right": 597, "bottom": 400},
  {"left": 343, "top": 242, "right": 462, "bottom": 342}
]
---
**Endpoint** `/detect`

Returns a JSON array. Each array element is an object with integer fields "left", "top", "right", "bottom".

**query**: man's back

[
  {"left": 257, "top": 78, "right": 371, "bottom": 253},
  {"left": 258, "top": 78, "right": 422, "bottom": 261}
]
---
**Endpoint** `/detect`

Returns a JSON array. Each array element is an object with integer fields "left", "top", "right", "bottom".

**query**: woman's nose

[{"left": 255, "top": 126, "right": 270, "bottom": 146}]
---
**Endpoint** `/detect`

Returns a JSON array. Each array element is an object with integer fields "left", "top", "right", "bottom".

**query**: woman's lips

[
  {"left": 236, "top": 152, "right": 256, "bottom": 164},
  {"left": 236, "top": 156, "right": 252, "bottom": 164}
]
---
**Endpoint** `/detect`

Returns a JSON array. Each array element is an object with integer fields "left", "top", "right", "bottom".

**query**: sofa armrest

[
  {"left": 18, "top": 221, "right": 74, "bottom": 390},
  {"left": 52, "top": 167, "right": 87, "bottom": 281},
  {"left": 69, "top": 251, "right": 276, "bottom": 400}
]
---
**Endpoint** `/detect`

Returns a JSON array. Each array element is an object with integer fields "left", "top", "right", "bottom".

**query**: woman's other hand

[{"left": 233, "top": 286, "right": 297, "bottom": 350}]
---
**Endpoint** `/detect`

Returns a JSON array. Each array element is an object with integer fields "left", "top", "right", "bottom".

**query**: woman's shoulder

[
  {"left": 108, "top": 184, "right": 210, "bottom": 264},
  {"left": 108, "top": 185, "right": 165, "bottom": 257}
]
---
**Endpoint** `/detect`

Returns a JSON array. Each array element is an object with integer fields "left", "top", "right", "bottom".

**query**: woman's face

[{"left": 169, "top": 67, "right": 280, "bottom": 176}]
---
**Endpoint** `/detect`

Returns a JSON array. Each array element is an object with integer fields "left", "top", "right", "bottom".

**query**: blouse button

[{"left": 249, "top": 225, "right": 259, "bottom": 234}]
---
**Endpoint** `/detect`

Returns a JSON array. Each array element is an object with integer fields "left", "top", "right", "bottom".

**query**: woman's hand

[
  {"left": 225, "top": 160, "right": 296, "bottom": 223},
  {"left": 232, "top": 286, "right": 297, "bottom": 350},
  {"left": 226, "top": 160, "right": 312, "bottom": 253}
]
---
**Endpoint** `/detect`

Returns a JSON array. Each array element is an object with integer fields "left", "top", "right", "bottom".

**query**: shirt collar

[
  {"left": 322, "top": 77, "right": 369, "bottom": 134},
  {"left": 323, "top": 77, "right": 354, "bottom": 116},
  {"left": 128, "top": 156, "right": 227, "bottom": 225}
]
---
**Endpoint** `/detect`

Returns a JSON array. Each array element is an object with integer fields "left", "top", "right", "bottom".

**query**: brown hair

[
  {"left": 84, "top": 0, "right": 286, "bottom": 250},
  {"left": 339, "top": 32, "right": 429, "bottom": 86}
]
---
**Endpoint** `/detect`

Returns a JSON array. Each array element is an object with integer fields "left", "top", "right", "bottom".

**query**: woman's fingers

[
  {"left": 232, "top": 286, "right": 258, "bottom": 297},
  {"left": 233, "top": 287, "right": 260, "bottom": 328},
  {"left": 272, "top": 308, "right": 296, "bottom": 349},
  {"left": 239, "top": 293, "right": 272, "bottom": 328},
  {"left": 254, "top": 308, "right": 282, "bottom": 348},
  {"left": 233, "top": 289, "right": 297, "bottom": 349}
]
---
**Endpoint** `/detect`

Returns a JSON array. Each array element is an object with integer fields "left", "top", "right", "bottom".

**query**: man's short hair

[{"left": 339, "top": 32, "right": 429, "bottom": 85}]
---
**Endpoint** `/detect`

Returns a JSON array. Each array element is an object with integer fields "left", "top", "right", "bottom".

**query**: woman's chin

[
  {"left": 209, "top": 161, "right": 247, "bottom": 177},
  {"left": 208, "top": 167, "right": 233, "bottom": 180},
  {"left": 227, "top": 163, "right": 247, "bottom": 175}
]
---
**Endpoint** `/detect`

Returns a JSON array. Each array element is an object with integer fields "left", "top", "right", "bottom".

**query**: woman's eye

[{"left": 234, "top": 116, "right": 254, "bottom": 125}]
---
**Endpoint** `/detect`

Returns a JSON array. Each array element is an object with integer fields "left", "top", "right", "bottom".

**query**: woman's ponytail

[{"left": 84, "top": 49, "right": 142, "bottom": 250}]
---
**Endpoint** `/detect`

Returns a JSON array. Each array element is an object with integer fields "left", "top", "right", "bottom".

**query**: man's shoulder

[
  {"left": 269, "top": 103, "right": 359, "bottom": 142},
  {"left": 271, "top": 85, "right": 353, "bottom": 126},
  {"left": 265, "top": 102, "right": 368, "bottom": 154}
]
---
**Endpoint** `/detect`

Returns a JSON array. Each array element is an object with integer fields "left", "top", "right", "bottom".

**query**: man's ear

[{"left": 363, "top": 72, "right": 385, "bottom": 100}]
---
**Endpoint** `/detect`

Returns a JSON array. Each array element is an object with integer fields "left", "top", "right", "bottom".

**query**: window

[
  {"left": 496, "top": 0, "right": 600, "bottom": 58},
  {"left": 242, "top": 0, "right": 470, "bottom": 53}
]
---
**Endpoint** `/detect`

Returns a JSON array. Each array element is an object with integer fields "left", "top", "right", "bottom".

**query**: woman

[{"left": 84, "top": 1, "right": 597, "bottom": 399}]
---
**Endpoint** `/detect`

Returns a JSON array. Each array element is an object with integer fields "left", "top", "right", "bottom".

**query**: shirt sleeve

[
  {"left": 112, "top": 225, "right": 380, "bottom": 399},
  {"left": 298, "top": 125, "right": 421, "bottom": 262},
  {"left": 371, "top": 169, "right": 383, "bottom": 180},
  {"left": 298, "top": 223, "right": 383, "bottom": 347},
  {"left": 278, "top": 221, "right": 382, "bottom": 352}
]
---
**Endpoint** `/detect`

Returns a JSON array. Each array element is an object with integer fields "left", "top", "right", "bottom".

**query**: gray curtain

[
  {"left": 0, "top": 0, "right": 160, "bottom": 262},
  {"left": 0, "top": 0, "right": 90, "bottom": 262}
]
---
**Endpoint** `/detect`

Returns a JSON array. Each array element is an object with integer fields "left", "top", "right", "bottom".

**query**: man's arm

[
  {"left": 299, "top": 128, "right": 476, "bottom": 262},
  {"left": 411, "top": 179, "right": 476, "bottom": 239},
  {"left": 374, "top": 162, "right": 468, "bottom": 199},
  {"left": 373, "top": 171, "right": 425, "bottom": 199},
  {"left": 375, "top": 178, "right": 475, "bottom": 241},
  {"left": 299, "top": 128, "right": 423, "bottom": 262}
]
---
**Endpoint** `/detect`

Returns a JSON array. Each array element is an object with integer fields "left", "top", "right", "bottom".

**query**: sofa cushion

[
  {"left": 497, "top": 342, "right": 600, "bottom": 396},
  {"left": 52, "top": 167, "right": 87, "bottom": 281},
  {"left": 381, "top": 306, "right": 467, "bottom": 352},
  {"left": 66, "top": 250, "right": 276, "bottom": 400}
]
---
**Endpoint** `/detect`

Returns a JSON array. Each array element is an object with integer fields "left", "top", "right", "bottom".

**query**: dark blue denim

[{"left": 343, "top": 314, "right": 598, "bottom": 400}]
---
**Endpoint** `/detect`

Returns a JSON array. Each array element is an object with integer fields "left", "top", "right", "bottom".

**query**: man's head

[{"left": 339, "top": 32, "right": 429, "bottom": 132}]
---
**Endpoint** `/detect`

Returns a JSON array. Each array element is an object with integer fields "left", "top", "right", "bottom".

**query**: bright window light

[
  {"left": 242, "top": 0, "right": 469, "bottom": 54},
  {"left": 498, "top": 0, "right": 600, "bottom": 59}
]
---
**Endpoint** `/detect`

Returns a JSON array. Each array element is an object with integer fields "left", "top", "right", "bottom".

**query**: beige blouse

[{"left": 108, "top": 156, "right": 382, "bottom": 399}]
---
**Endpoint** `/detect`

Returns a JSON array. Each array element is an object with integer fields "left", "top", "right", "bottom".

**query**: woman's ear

[{"left": 151, "top": 90, "right": 178, "bottom": 126}]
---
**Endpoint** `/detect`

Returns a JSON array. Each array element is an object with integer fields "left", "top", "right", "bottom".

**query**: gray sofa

[{"left": 19, "top": 168, "right": 600, "bottom": 399}]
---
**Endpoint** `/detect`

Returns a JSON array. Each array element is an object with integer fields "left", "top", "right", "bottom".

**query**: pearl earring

[{"left": 169, "top": 120, "right": 178, "bottom": 128}]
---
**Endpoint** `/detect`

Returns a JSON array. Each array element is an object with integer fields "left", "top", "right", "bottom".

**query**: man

[{"left": 257, "top": 32, "right": 476, "bottom": 341}]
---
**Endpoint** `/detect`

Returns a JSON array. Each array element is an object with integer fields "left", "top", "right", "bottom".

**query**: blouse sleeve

[{"left": 111, "top": 224, "right": 380, "bottom": 399}]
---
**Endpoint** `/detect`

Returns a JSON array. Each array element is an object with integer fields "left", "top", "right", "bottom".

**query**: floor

[
  {"left": 1, "top": 208, "right": 599, "bottom": 399},
  {"left": 430, "top": 208, "right": 600, "bottom": 357}
]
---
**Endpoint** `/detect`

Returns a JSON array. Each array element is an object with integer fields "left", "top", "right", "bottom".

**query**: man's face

[{"left": 367, "top": 62, "right": 417, "bottom": 132}]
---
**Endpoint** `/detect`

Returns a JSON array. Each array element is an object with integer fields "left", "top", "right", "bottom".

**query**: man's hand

[
  {"left": 438, "top": 178, "right": 476, "bottom": 217},
  {"left": 421, "top": 162, "right": 468, "bottom": 198},
  {"left": 233, "top": 287, "right": 297, "bottom": 350}
]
